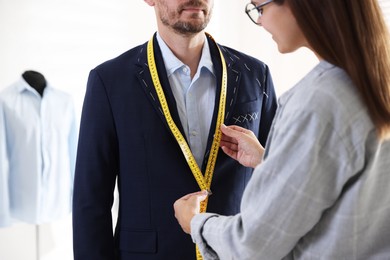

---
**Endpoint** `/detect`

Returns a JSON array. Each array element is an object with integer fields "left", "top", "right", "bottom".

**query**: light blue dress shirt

[
  {"left": 0, "top": 103, "right": 10, "bottom": 227},
  {"left": 156, "top": 33, "right": 216, "bottom": 167},
  {"left": 0, "top": 77, "right": 78, "bottom": 224}
]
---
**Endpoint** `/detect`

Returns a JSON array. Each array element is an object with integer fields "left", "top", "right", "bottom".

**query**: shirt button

[{"left": 183, "top": 67, "right": 190, "bottom": 75}]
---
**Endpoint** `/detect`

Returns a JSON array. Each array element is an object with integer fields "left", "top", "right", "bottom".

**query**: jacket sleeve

[{"left": 72, "top": 69, "right": 118, "bottom": 260}]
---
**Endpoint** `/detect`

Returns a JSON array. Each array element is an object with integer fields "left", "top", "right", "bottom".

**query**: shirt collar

[
  {"left": 156, "top": 32, "right": 215, "bottom": 77},
  {"left": 16, "top": 76, "right": 51, "bottom": 96}
]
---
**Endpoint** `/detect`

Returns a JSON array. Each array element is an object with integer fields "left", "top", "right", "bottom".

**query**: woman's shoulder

[{"left": 280, "top": 61, "right": 375, "bottom": 149}]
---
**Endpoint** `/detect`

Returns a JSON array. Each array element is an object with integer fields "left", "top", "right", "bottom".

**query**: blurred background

[{"left": 0, "top": 0, "right": 389, "bottom": 259}]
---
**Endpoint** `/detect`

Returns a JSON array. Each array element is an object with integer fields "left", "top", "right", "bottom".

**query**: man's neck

[{"left": 158, "top": 30, "right": 206, "bottom": 78}]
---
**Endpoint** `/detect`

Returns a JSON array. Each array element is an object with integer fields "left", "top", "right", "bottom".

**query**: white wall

[
  {"left": 0, "top": 0, "right": 320, "bottom": 259},
  {"left": 0, "top": 0, "right": 157, "bottom": 114}
]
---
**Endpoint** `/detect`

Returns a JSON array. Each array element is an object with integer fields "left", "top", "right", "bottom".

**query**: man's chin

[{"left": 172, "top": 21, "right": 207, "bottom": 35}]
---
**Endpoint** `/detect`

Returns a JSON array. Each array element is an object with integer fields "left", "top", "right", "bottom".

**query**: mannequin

[
  {"left": 20, "top": 70, "right": 47, "bottom": 260},
  {"left": 22, "top": 70, "right": 47, "bottom": 97},
  {"left": 1, "top": 71, "right": 77, "bottom": 260}
]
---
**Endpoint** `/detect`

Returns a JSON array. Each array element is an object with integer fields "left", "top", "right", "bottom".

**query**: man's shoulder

[{"left": 218, "top": 44, "right": 268, "bottom": 70}]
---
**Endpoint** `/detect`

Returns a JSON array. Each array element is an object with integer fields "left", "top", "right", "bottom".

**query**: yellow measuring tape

[{"left": 147, "top": 33, "right": 227, "bottom": 260}]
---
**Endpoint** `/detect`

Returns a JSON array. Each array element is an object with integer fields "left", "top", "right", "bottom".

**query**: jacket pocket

[
  {"left": 119, "top": 228, "right": 157, "bottom": 253},
  {"left": 229, "top": 99, "right": 261, "bottom": 126}
]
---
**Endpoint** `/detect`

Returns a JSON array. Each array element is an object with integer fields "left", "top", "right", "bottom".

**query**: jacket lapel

[
  {"left": 201, "top": 34, "right": 241, "bottom": 171},
  {"left": 135, "top": 33, "right": 187, "bottom": 139},
  {"left": 135, "top": 33, "right": 242, "bottom": 172}
]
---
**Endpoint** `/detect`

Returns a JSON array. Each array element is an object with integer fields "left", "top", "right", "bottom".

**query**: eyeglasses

[{"left": 245, "top": 0, "right": 274, "bottom": 25}]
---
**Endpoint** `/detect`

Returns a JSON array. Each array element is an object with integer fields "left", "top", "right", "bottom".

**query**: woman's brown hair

[{"left": 276, "top": 0, "right": 390, "bottom": 140}]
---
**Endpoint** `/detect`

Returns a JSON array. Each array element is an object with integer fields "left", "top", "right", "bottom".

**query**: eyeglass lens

[{"left": 245, "top": 3, "right": 261, "bottom": 24}]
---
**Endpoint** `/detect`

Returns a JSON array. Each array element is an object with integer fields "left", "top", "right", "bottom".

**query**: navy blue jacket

[{"left": 72, "top": 33, "right": 277, "bottom": 260}]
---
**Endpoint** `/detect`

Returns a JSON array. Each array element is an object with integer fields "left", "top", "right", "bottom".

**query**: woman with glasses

[{"left": 174, "top": 0, "right": 390, "bottom": 259}]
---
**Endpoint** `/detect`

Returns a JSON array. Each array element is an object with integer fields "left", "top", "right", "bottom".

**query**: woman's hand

[
  {"left": 173, "top": 190, "right": 209, "bottom": 234},
  {"left": 220, "top": 124, "right": 264, "bottom": 168}
]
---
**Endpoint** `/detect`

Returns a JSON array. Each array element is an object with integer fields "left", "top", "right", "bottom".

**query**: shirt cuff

[{"left": 191, "top": 213, "right": 220, "bottom": 260}]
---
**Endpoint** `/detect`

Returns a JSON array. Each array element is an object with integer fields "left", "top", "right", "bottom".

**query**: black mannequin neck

[{"left": 22, "top": 70, "right": 47, "bottom": 97}]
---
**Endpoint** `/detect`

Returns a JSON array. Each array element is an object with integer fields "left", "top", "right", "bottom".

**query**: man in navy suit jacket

[{"left": 72, "top": 0, "right": 277, "bottom": 259}]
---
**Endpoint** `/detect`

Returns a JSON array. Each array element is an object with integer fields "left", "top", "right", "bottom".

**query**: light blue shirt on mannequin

[
  {"left": 0, "top": 103, "right": 10, "bottom": 227},
  {"left": 0, "top": 77, "right": 78, "bottom": 225},
  {"left": 156, "top": 33, "right": 216, "bottom": 167}
]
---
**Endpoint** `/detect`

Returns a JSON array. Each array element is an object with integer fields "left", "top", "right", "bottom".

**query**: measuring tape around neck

[{"left": 147, "top": 33, "right": 228, "bottom": 260}]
